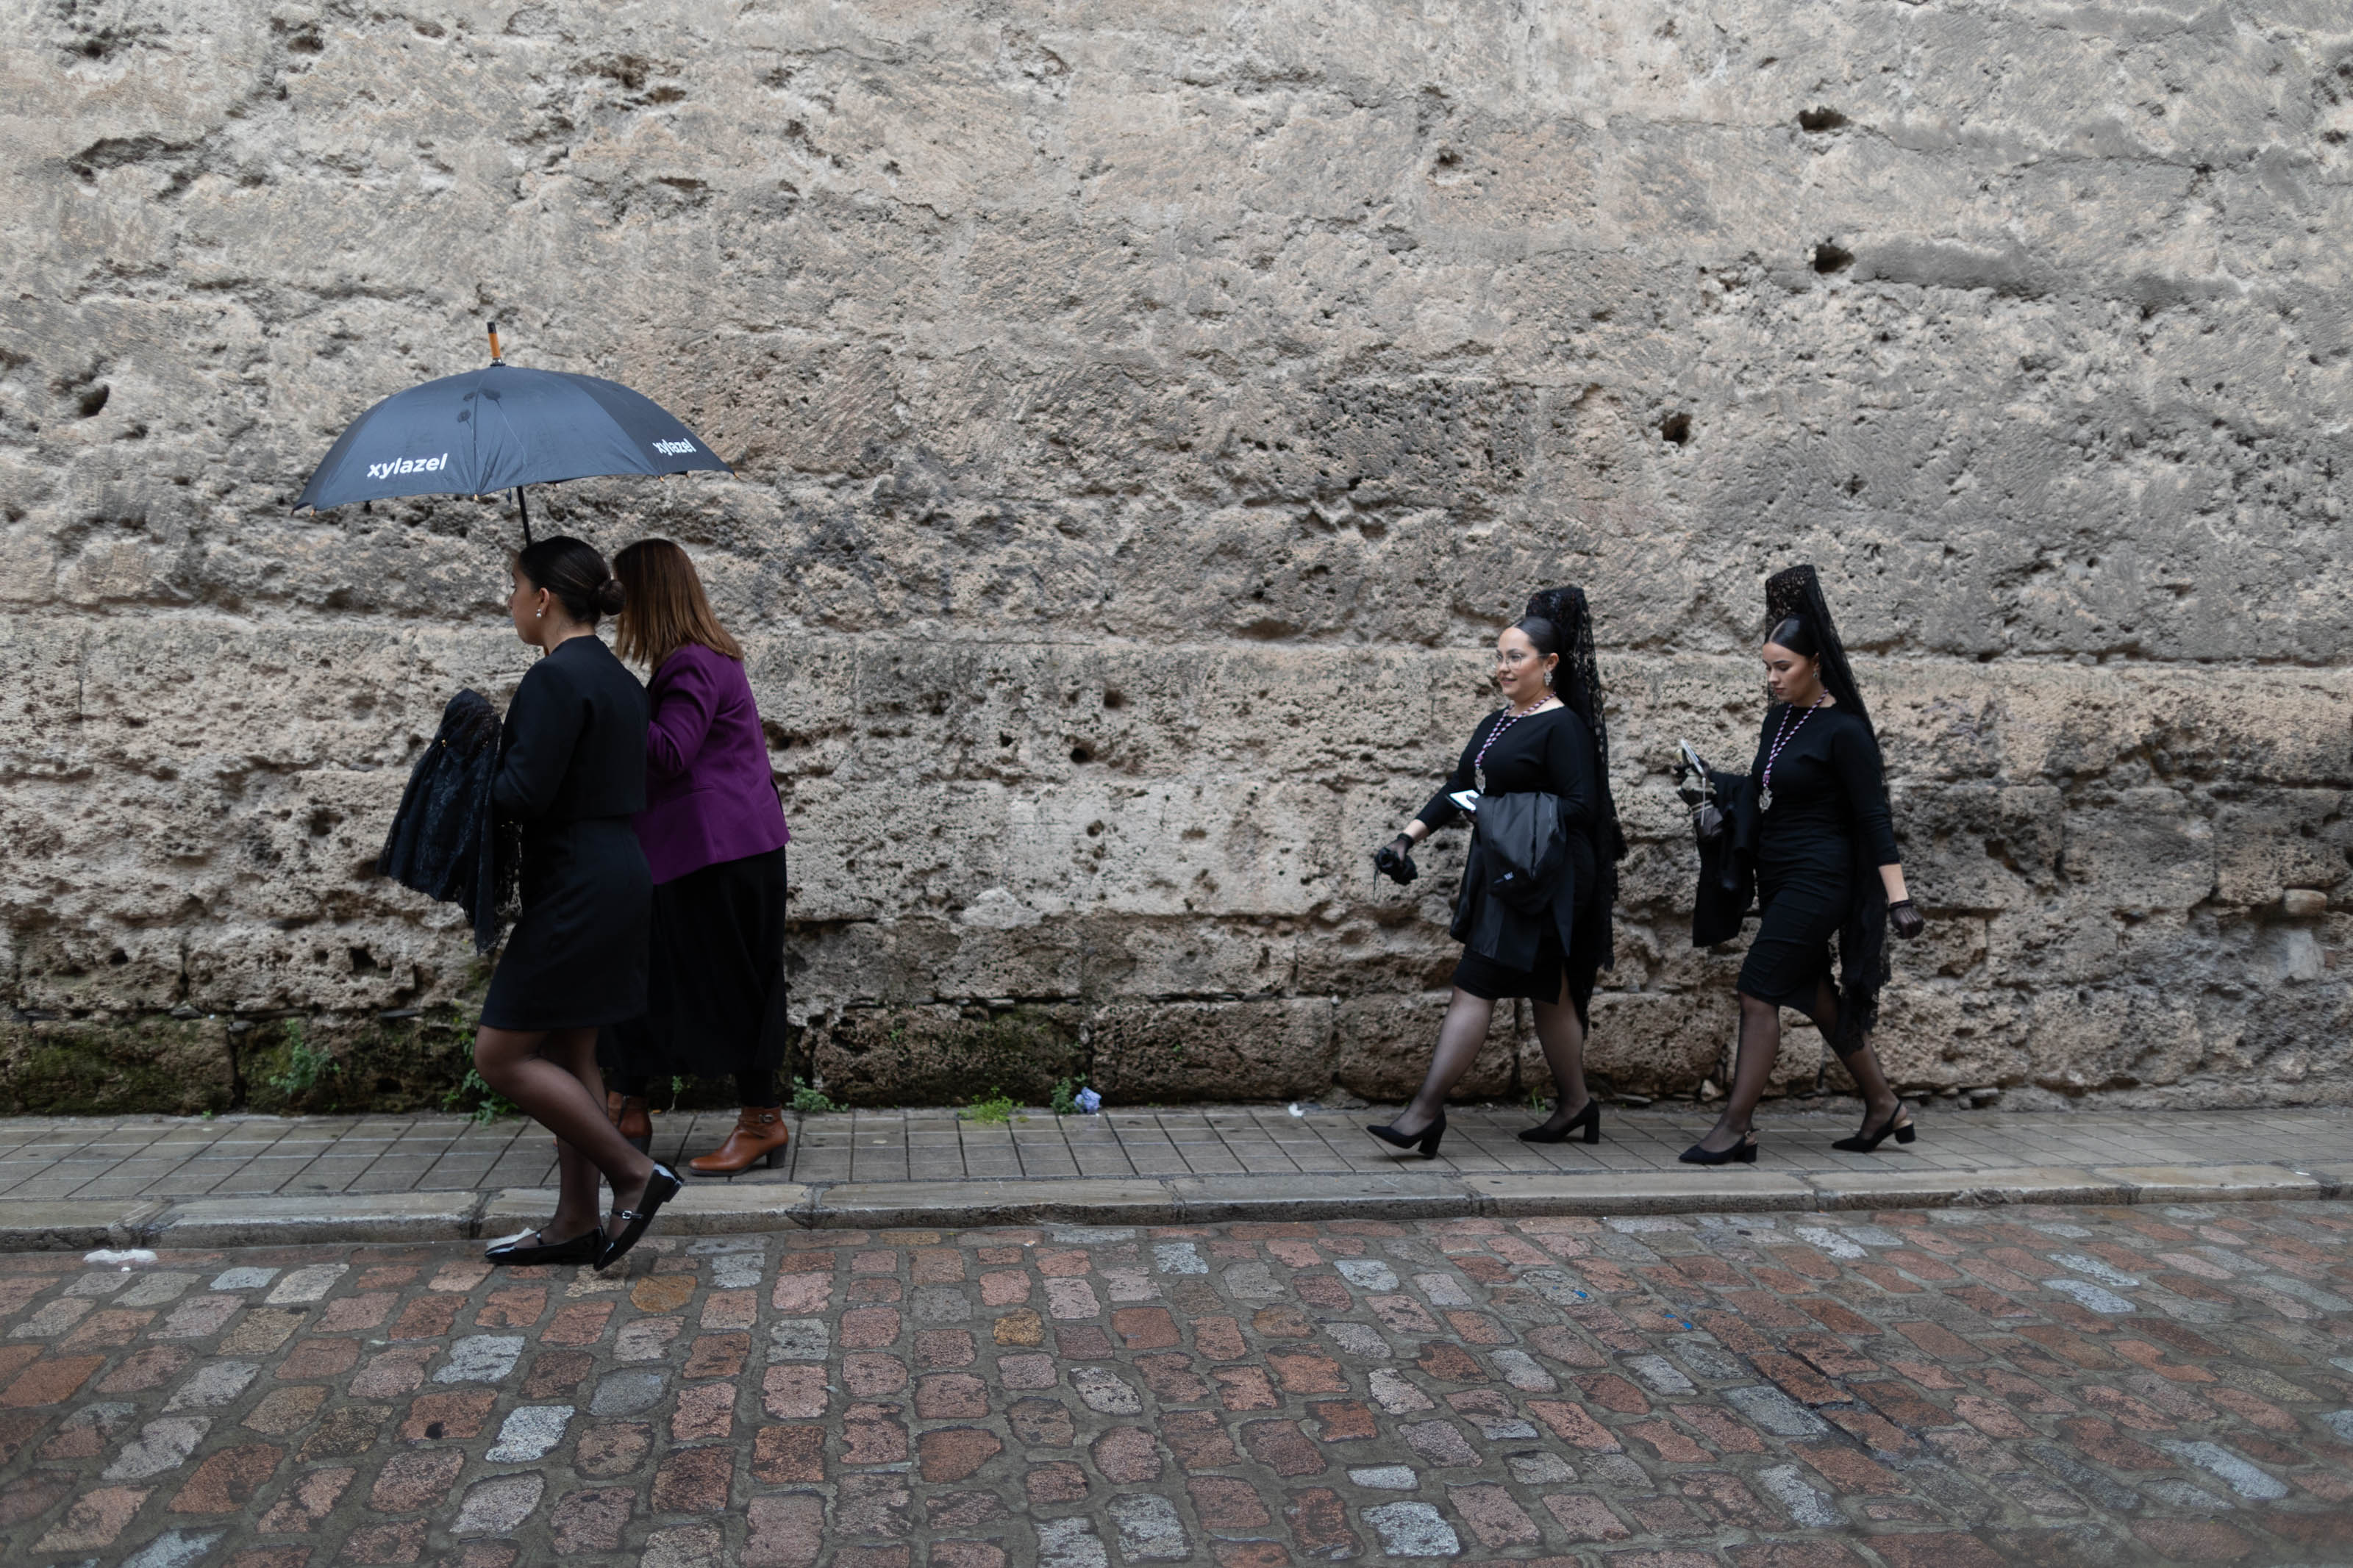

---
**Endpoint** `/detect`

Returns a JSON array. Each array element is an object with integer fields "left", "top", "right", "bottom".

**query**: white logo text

[
  {"left": 651, "top": 439, "right": 696, "bottom": 456},
  {"left": 368, "top": 454, "right": 449, "bottom": 480}
]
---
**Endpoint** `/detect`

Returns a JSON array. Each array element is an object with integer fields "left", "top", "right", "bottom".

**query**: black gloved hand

[
  {"left": 1889, "top": 898, "right": 1924, "bottom": 940},
  {"left": 1374, "top": 835, "right": 1418, "bottom": 886}
]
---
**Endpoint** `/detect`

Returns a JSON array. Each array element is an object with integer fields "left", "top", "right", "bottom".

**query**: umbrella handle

[
  {"left": 514, "top": 487, "right": 532, "bottom": 545},
  {"left": 487, "top": 321, "right": 502, "bottom": 363}
]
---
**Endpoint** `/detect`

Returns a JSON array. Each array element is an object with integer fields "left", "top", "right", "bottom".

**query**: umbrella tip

[{"left": 487, "top": 321, "right": 502, "bottom": 364}]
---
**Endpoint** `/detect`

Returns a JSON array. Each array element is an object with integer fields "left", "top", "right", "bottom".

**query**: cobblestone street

[{"left": 1, "top": 1201, "right": 2350, "bottom": 1565}]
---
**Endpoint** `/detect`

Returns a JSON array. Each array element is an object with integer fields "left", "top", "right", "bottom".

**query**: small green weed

[
  {"left": 268, "top": 1025, "right": 340, "bottom": 1097},
  {"left": 1050, "top": 1077, "right": 1086, "bottom": 1116},
  {"left": 960, "top": 1089, "right": 1020, "bottom": 1125},
  {"left": 443, "top": 1067, "right": 518, "bottom": 1125},
  {"left": 790, "top": 1077, "right": 838, "bottom": 1114}
]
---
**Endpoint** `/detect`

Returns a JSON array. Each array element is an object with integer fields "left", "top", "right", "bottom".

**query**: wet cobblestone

[{"left": 0, "top": 1203, "right": 2348, "bottom": 1563}]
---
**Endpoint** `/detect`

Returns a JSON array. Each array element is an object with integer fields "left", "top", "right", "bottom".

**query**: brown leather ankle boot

[
  {"left": 688, "top": 1106, "right": 790, "bottom": 1175},
  {"left": 615, "top": 1095, "right": 652, "bottom": 1154}
]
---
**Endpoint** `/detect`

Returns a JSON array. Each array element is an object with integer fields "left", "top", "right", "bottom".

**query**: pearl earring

[{"left": 535, "top": 609, "right": 543, "bottom": 619}]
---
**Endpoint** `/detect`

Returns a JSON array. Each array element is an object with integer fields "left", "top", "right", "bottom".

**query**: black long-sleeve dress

[
  {"left": 1415, "top": 705, "right": 1603, "bottom": 1009},
  {"left": 1737, "top": 702, "right": 1899, "bottom": 1010},
  {"left": 480, "top": 635, "right": 653, "bottom": 1031}
]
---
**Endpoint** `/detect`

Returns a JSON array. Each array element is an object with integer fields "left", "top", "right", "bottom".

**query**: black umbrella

[{"left": 293, "top": 323, "right": 732, "bottom": 540}]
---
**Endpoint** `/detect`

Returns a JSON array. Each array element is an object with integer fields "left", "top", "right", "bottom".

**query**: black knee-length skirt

[
  {"left": 1738, "top": 853, "right": 1849, "bottom": 1009},
  {"left": 482, "top": 817, "right": 651, "bottom": 1031},
  {"left": 601, "top": 846, "right": 789, "bottom": 1081}
]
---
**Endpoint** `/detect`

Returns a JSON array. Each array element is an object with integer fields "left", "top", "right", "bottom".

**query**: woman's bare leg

[
  {"left": 474, "top": 1025, "right": 654, "bottom": 1237},
  {"left": 1389, "top": 989, "right": 1499, "bottom": 1137},
  {"left": 1524, "top": 981, "right": 1591, "bottom": 1135},
  {"left": 1696, "top": 991, "right": 1782, "bottom": 1153}
]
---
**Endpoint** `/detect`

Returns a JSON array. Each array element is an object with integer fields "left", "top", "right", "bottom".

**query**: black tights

[
  {"left": 613, "top": 1070, "right": 782, "bottom": 1108},
  {"left": 1694, "top": 977, "right": 1902, "bottom": 1153}
]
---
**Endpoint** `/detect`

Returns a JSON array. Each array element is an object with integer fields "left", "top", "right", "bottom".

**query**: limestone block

[
  {"left": 1897, "top": 785, "right": 2063, "bottom": 908},
  {"left": 1867, "top": 989, "right": 2029, "bottom": 1094},
  {"left": 2063, "top": 789, "right": 2216, "bottom": 913},
  {"left": 0, "top": 1017, "right": 232, "bottom": 1117},
  {"left": 1092, "top": 998, "right": 1335, "bottom": 1103},
  {"left": 15, "top": 927, "right": 185, "bottom": 1014},
  {"left": 813, "top": 1004, "right": 1088, "bottom": 1106},
  {"left": 2212, "top": 790, "right": 2349, "bottom": 907},
  {"left": 185, "top": 921, "right": 465, "bottom": 1016},
  {"left": 1578, "top": 990, "right": 1736, "bottom": 1098},
  {"left": 1332, "top": 992, "right": 1515, "bottom": 1103}
]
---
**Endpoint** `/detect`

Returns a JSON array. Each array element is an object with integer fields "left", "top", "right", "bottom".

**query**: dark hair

[
  {"left": 1765, "top": 615, "right": 1819, "bottom": 657},
  {"left": 1510, "top": 612, "right": 1565, "bottom": 672},
  {"left": 513, "top": 535, "right": 624, "bottom": 623}
]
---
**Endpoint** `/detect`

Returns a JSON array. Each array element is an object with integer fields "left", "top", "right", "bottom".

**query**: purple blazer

[{"left": 632, "top": 642, "right": 790, "bottom": 885}]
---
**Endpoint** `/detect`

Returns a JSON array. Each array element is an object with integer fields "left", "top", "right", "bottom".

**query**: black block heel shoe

[
  {"left": 1519, "top": 1098, "right": 1602, "bottom": 1145},
  {"left": 485, "top": 1229, "right": 599, "bottom": 1267},
  {"left": 1678, "top": 1133, "right": 1759, "bottom": 1166},
  {"left": 1832, "top": 1106, "right": 1916, "bottom": 1153},
  {"left": 1366, "top": 1111, "right": 1446, "bottom": 1160},
  {"left": 596, "top": 1163, "right": 685, "bottom": 1270}
]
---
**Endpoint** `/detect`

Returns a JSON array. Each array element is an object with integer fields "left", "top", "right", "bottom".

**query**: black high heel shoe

[
  {"left": 485, "top": 1229, "right": 600, "bottom": 1267},
  {"left": 596, "top": 1163, "right": 684, "bottom": 1270},
  {"left": 1832, "top": 1105, "right": 1915, "bottom": 1153},
  {"left": 1519, "top": 1098, "right": 1602, "bottom": 1145},
  {"left": 1678, "top": 1132, "right": 1759, "bottom": 1166},
  {"left": 1366, "top": 1111, "right": 1446, "bottom": 1160}
]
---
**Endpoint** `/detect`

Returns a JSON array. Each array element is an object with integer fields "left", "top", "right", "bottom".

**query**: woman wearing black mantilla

[
  {"left": 1367, "top": 587, "right": 1626, "bottom": 1159},
  {"left": 1677, "top": 565, "right": 1926, "bottom": 1165}
]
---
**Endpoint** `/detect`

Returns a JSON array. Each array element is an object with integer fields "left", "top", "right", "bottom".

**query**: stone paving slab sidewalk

[
  {"left": 0, "top": 1199, "right": 2349, "bottom": 1566},
  {"left": 0, "top": 1106, "right": 2346, "bottom": 1251}
]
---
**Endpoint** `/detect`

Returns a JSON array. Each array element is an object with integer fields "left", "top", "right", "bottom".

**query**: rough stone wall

[{"left": 2, "top": 0, "right": 2348, "bottom": 1113}]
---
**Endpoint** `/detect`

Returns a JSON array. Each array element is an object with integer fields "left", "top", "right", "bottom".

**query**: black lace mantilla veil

[
  {"left": 1762, "top": 564, "right": 1888, "bottom": 1052},
  {"left": 1526, "top": 585, "right": 1624, "bottom": 991}
]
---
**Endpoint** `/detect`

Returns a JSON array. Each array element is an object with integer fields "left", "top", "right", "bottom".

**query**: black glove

[
  {"left": 1889, "top": 899, "right": 1924, "bottom": 940},
  {"left": 1374, "top": 835, "right": 1418, "bottom": 885}
]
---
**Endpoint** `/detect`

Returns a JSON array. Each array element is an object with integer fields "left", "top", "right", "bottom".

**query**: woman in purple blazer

[{"left": 601, "top": 540, "right": 795, "bottom": 1173}]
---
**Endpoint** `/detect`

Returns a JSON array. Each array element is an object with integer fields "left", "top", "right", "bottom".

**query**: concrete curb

[{"left": 0, "top": 1159, "right": 2337, "bottom": 1251}]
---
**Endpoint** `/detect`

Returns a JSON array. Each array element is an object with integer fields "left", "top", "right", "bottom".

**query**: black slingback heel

[
  {"left": 1832, "top": 1105, "right": 1916, "bottom": 1153},
  {"left": 1678, "top": 1132, "right": 1759, "bottom": 1166},
  {"left": 1366, "top": 1110, "right": 1447, "bottom": 1160},
  {"left": 1519, "top": 1098, "right": 1602, "bottom": 1145}
]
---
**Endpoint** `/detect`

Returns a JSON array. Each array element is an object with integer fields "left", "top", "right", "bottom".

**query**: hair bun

[{"left": 595, "top": 576, "right": 626, "bottom": 615}]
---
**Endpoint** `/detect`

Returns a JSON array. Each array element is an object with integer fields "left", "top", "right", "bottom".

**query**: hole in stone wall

[
  {"left": 1069, "top": 745, "right": 1093, "bottom": 764},
  {"left": 1813, "top": 242, "right": 1854, "bottom": 274},
  {"left": 350, "top": 948, "right": 384, "bottom": 975},
  {"left": 1659, "top": 412, "right": 1692, "bottom": 445},
  {"left": 1797, "top": 107, "right": 1848, "bottom": 132},
  {"left": 1102, "top": 690, "right": 1124, "bottom": 709},
  {"left": 76, "top": 384, "right": 110, "bottom": 418}
]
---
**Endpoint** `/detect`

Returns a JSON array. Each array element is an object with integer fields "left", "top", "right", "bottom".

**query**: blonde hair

[{"left": 613, "top": 539, "right": 744, "bottom": 668}]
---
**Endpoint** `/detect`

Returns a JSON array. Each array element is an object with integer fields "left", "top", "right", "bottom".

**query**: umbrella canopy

[{"left": 293, "top": 333, "right": 731, "bottom": 522}]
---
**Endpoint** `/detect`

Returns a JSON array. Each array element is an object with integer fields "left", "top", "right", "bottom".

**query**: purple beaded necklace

[
  {"left": 1760, "top": 694, "right": 1827, "bottom": 812},
  {"left": 1473, "top": 698, "right": 1556, "bottom": 793}
]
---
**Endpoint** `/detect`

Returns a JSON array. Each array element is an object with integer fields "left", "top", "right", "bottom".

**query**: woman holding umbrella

[
  {"left": 477, "top": 536, "right": 682, "bottom": 1267},
  {"left": 1678, "top": 565, "right": 1926, "bottom": 1165},
  {"left": 599, "top": 539, "right": 795, "bottom": 1174}
]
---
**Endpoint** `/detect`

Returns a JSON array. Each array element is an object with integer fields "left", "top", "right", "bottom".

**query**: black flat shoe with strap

[
  {"left": 1519, "top": 1098, "right": 1602, "bottom": 1145},
  {"left": 596, "top": 1164, "right": 685, "bottom": 1270},
  {"left": 485, "top": 1228, "right": 600, "bottom": 1267},
  {"left": 1832, "top": 1105, "right": 1916, "bottom": 1153},
  {"left": 1365, "top": 1110, "right": 1446, "bottom": 1160}
]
